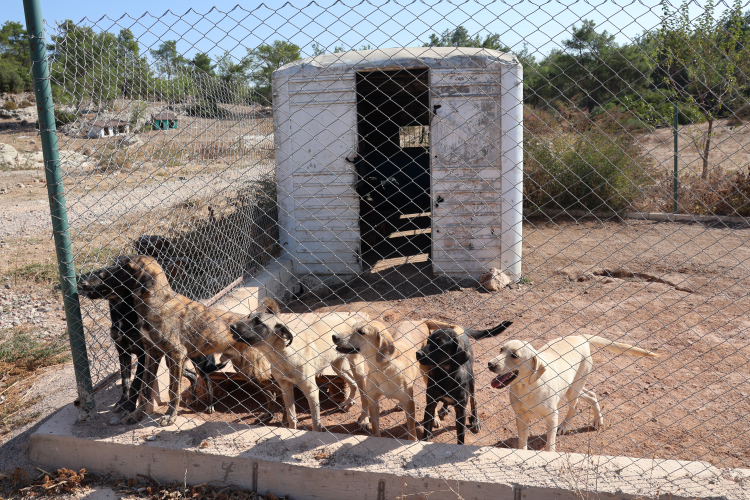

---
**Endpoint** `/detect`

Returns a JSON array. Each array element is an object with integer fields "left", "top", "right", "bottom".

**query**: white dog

[{"left": 488, "top": 335, "right": 659, "bottom": 451}]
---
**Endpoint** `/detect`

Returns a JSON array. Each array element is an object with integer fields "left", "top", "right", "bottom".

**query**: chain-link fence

[{"left": 28, "top": 0, "right": 750, "bottom": 496}]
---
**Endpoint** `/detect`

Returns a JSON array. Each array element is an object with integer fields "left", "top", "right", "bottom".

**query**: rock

[
  {"left": 116, "top": 134, "right": 142, "bottom": 147},
  {"left": 16, "top": 183, "right": 24, "bottom": 189},
  {"left": 108, "top": 416, "right": 122, "bottom": 425},
  {"left": 479, "top": 267, "right": 512, "bottom": 291}
]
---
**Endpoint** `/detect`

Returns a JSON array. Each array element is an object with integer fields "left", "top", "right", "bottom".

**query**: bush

[
  {"left": 19, "top": 100, "right": 33, "bottom": 108},
  {"left": 524, "top": 106, "right": 648, "bottom": 212},
  {"left": 54, "top": 110, "right": 77, "bottom": 128},
  {"left": 0, "top": 63, "right": 25, "bottom": 93},
  {"left": 185, "top": 100, "right": 230, "bottom": 119},
  {"left": 3, "top": 100, "right": 17, "bottom": 111}
]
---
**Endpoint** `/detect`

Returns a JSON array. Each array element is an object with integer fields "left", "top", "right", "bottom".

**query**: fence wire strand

[{"left": 28, "top": 0, "right": 750, "bottom": 496}]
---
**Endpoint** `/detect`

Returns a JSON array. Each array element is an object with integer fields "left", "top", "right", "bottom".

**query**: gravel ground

[
  {"left": 0, "top": 161, "right": 272, "bottom": 240},
  {"left": 0, "top": 365, "right": 76, "bottom": 475}
]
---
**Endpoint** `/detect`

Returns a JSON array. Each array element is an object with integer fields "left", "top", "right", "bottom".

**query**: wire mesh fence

[{"left": 29, "top": 0, "right": 750, "bottom": 495}]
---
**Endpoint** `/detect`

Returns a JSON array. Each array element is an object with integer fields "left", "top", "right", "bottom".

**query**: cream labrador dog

[
  {"left": 332, "top": 319, "right": 422, "bottom": 440},
  {"left": 488, "top": 335, "right": 659, "bottom": 451},
  {"left": 229, "top": 299, "right": 368, "bottom": 432}
]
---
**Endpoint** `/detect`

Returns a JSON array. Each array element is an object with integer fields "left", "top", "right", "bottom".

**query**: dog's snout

[
  {"left": 415, "top": 350, "right": 424, "bottom": 361},
  {"left": 488, "top": 361, "right": 497, "bottom": 370},
  {"left": 332, "top": 334, "right": 340, "bottom": 344}
]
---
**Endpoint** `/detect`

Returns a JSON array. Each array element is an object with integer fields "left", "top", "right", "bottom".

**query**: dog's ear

[
  {"left": 375, "top": 331, "right": 396, "bottom": 363},
  {"left": 258, "top": 297, "right": 281, "bottom": 315},
  {"left": 128, "top": 260, "right": 154, "bottom": 296},
  {"left": 452, "top": 334, "right": 470, "bottom": 365},
  {"left": 275, "top": 323, "right": 293, "bottom": 347},
  {"left": 424, "top": 319, "right": 462, "bottom": 334},
  {"left": 531, "top": 355, "right": 546, "bottom": 377}
]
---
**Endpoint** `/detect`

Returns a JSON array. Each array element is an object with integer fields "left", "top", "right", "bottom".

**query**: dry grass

[{"left": 0, "top": 328, "right": 70, "bottom": 436}]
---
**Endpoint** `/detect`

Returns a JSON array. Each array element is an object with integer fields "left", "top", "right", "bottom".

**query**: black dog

[
  {"left": 80, "top": 260, "right": 226, "bottom": 416},
  {"left": 415, "top": 321, "right": 513, "bottom": 444}
]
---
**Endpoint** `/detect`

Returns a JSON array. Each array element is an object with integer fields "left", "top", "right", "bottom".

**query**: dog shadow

[{"left": 493, "top": 424, "right": 598, "bottom": 450}]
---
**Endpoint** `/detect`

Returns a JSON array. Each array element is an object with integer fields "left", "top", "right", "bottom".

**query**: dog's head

[
  {"left": 487, "top": 340, "right": 545, "bottom": 388},
  {"left": 415, "top": 329, "right": 471, "bottom": 368},
  {"left": 78, "top": 255, "right": 168, "bottom": 301},
  {"left": 332, "top": 320, "right": 395, "bottom": 363},
  {"left": 229, "top": 298, "right": 293, "bottom": 349}
]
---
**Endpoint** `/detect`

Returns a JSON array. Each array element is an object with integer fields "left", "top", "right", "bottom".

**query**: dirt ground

[
  {"left": 125, "top": 216, "right": 750, "bottom": 470},
  {"left": 2, "top": 103, "right": 750, "bottom": 474}
]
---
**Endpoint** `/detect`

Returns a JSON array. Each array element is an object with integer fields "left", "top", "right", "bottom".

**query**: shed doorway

[{"left": 355, "top": 68, "right": 431, "bottom": 269}]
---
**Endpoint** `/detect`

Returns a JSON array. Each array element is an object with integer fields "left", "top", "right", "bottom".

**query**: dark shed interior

[{"left": 355, "top": 68, "right": 432, "bottom": 265}]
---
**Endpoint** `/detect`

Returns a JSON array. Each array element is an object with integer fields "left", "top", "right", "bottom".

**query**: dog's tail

[
  {"left": 583, "top": 335, "right": 659, "bottom": 358},
  {"left": 464, "top": 321, "right": 513, "bottom": 340}
]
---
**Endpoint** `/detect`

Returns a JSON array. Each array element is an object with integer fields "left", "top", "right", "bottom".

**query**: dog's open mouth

[
  {"left": 335, "top": 346, "right": 358, "bottom": 354},
  {"left": 491, "top": 371, "right": 518, "bottom": 388}
]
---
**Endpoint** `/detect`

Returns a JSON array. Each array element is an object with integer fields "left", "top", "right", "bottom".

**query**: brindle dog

[{"left": 79, "top": 255, "right": 255, "bottom": 426}]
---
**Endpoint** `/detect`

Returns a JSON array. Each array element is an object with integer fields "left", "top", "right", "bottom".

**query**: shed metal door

[
  {"left": 285, "top": 74, "right": 360, "bottom": 276},
  {"left": 430, "top": 69, "right": 503, "bottom": 277}
]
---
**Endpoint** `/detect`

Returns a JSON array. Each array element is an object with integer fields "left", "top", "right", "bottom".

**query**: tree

[
  {"left": 216, "top": 51, "right": 247, "bottom": 84},
  {"left": 529, "top": 21, "right": 651, "bottom": 112},
  {"left": 191, "top": 52, "right": 214, "bottom": 74},
  {"left": 655, "top": 0, "right": 750, "bottom": 178},
  {"left": 0, "top": 21, "right": 29, "bottom": 67},
  {"left": 423, "top": 25, "right": 509, "bottom": 51},
  {"left": 150, "top": 40, "right": 188, "bottom": 79},
  {"left": 245, "top": 40, "right": 301, "bottom": 103}
]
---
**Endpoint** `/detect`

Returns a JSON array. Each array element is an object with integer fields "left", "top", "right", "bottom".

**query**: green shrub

[
  {"left": 0, "top": 63, "right": 25, "bottom": 93},
  {"left": 3, "top": 100, "right": 17, "bottom": 111},
  {"left": 54, "top": 110, "right": 77, "bottom": 128},
  {"left": 185, "top": 100, "right": 230, "bottom": 119},
  {"left": 524, "top": 130, "right": 643, "bottom": 213}
]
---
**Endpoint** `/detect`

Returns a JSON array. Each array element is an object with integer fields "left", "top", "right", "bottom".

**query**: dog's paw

[
  {"left": 206, "top": 405, "right": 215, "bottom": 415},
  {"left": 557, "top": 423, "right": 570, "bottom": 435},
  {"left": 122, "top": 411, "right": 142, "bottom": 425},
  {"left": 593, "top": 417, "right": 604, "bottom": 429},
  {"left": 469, "top": 418, "right": 481, "bottom": 434},
  {"left": 158, "top": 415, "right": 176, "bottom": 427},
  {"left": 438, "top": 406, "right": 450, "bottom": 419},
  {"left": 340, "top": 399, "right": 355, "bottom": 412}
]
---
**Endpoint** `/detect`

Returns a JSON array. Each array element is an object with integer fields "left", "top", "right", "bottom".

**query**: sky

[{"left": 3, "top": 0, "right": 740, "bottom": 64}]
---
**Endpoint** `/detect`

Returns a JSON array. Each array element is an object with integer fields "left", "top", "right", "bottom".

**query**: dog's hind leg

[{"left": 579, "top": 389, "right": 604, "bottom": 429}]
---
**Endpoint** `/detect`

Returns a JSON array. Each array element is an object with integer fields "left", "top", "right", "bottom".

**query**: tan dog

[
  {"left": 79, "top": 255, "right": 257, "bottom": 427},
  {"left": 488, "top": 335, "right": 659, "bottom": 451},
  {"left": 332, "top": 320, "right": 422, "bottom": 440},
  {"left": 223, "top": 347, "right": 281, "bottom": 423},
  {"left": 332, "top": 318, "right": 512, "bottom": 440},
  {"left": 229, "top": 299, "right": 368, "bottom": 432}
]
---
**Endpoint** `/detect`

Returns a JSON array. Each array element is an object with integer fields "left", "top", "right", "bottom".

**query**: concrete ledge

[
  {"left": 623, "top": 212, "right": 750, "bottom": 225},
  {"left": 212, "top": 257, "right": 295, "bottom": 316},
  {"left": 30, "top": 387, "right": 748, "bottom": 500}
]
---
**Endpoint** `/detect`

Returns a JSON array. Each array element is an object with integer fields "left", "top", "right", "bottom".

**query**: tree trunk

[{"left": 701, "top": 118, "right": 714, "bottom": 179}]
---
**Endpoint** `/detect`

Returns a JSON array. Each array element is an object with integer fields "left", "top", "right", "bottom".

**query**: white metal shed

[{"left": 272, "top": 47, "right": 523, "bottom": 281}]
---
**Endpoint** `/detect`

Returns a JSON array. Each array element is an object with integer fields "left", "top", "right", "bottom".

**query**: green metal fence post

[
  {"left": 674, "top": 103, "right": 679, "bottom": 214},
  {"left": 22, "top": 0, "right": 95, "bottom": 420}
]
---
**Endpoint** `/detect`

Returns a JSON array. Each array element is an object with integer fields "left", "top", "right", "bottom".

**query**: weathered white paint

[
  {"left": 273, "top": 47, "right": 523, "bottom": 279},
  {"left": 501, "top": 63, "right": 524, "bottom": 280}
]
